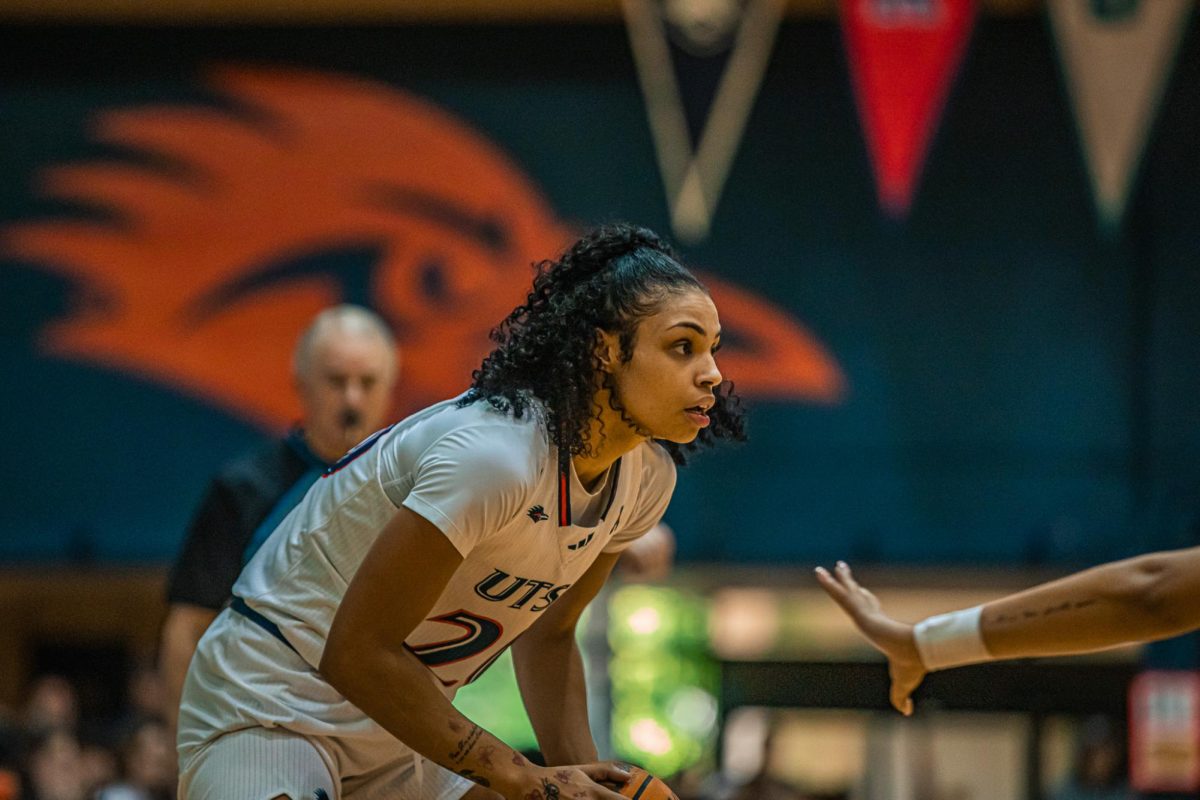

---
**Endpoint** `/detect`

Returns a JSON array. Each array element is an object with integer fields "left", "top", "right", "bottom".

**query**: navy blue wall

[{"left": 2, "top": 16, "right": 1198, "bottom": 566}]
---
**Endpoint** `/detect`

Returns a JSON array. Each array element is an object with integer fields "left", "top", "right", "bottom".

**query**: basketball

[{"left": 618, "top": 766, "right": 679, "bottom": 800}]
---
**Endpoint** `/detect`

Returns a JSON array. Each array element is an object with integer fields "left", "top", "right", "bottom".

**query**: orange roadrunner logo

[{"left": 1, "top": 66, "right": 844, "bottom": 428}]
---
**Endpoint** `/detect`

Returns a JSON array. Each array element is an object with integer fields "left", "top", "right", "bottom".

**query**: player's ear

[{"left": 595, "top": 328, "right": 620, "bottom": 372}]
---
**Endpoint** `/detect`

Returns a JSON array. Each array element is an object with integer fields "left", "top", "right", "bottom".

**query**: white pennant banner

[
  {"left": 622, "top": 0, "right": 783, "bottom": 243},
  {"left": 1049, "top": 0, "right": 1192, "bottom": 229}
]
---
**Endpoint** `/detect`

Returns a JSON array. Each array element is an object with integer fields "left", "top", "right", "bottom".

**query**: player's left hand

[
  {"left": 815, "top": 561, "right": 926, "bottom": 715},
  {"left": 575, "top": 760, "right": 634, "bottom": 786}
]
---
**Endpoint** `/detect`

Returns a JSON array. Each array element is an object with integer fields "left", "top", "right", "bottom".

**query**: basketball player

[
  {"left": 176, "top": 224, "right": 745, "bottom": 800},
  {"left": 817, "top": 548, "right": 1200, "bottom": 715}
]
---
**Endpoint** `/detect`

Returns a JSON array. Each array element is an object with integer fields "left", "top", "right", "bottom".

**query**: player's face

[
  {"left": 605, "top": 288, "right": 723, "bottom": 444},
  {"left": 298, "top": 332, "right": 397, "bottom": 461}
]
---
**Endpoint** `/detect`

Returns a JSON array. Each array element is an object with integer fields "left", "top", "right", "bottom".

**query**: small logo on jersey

[
  {"left": 526, "top": 505, "right": 549, "bottom": 522},
  {"left": 567, "top": 532, "right": 595, "bottom": 551},
  {"left": 314, "top": 790, "right": 330, "bottom": 800}
]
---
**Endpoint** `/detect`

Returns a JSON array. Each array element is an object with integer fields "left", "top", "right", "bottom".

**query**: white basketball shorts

[{"left": 178, "top": 607, "right": 473, "bottom": 800}]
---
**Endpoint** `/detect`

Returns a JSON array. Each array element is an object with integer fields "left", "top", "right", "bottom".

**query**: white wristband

[{"left": 912, "top": 606, "right": 991, "bottom": 671}]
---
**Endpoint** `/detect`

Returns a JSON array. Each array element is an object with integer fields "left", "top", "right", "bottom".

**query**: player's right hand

[
  {"left": 815, "top": 561, "right": 926, "bottom": 715},
  {"left": 507, "top": 762, "right": 630, "bottom": 799}
]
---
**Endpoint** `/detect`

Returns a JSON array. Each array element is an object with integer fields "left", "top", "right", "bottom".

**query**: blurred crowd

[
  {"left": 0, "top": 664, "right": 843, "bottom": 800},
  {"left": 0, "top": 664, "right": 1121, "bottom": 800},
  {"left": 0, "top": 669, "right": 175, "bottom": 800}
]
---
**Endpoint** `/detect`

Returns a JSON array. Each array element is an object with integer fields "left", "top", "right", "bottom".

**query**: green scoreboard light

[
  {"left": 452, "top": 585, "right": 718, "bottom": 778},
  {"left": 608, "top": 585, "right": 718, "bottom": 777}
]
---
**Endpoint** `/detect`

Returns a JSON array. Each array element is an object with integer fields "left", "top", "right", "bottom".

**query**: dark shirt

[{"left": 166, "top": 430, "right": 328, "bottom": 611}]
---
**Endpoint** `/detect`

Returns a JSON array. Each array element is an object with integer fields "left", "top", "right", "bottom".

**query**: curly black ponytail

[{"left": 460, "top": 223, "right": 746, "bottom": 465}]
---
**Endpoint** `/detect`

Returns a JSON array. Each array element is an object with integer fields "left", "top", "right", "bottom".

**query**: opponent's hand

[
  {"left": 509, "top": 762, "right": 631, "bottom": 799},
  {"left": 815, "top": 561, "right": 926, "bottom": 715}
]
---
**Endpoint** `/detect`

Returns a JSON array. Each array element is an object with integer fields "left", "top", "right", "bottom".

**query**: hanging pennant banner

[
  {"left": 1048, "top": 0, "right": 1190, "bottom": 230},
  {"left": 623, "top": 0, "right": 784, "bottom": 243},
  {"left": 841, "top": 0, "right": 976, "bottom": 218}
]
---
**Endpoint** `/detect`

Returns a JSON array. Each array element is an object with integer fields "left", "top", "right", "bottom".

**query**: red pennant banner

[{"left": 841, "top": 0, "right": 976, "bottom": 217}]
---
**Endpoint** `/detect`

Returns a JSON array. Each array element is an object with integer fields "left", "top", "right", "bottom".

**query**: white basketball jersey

[{"left": 232, "top": 395, "right": 676, "bottom": 691}]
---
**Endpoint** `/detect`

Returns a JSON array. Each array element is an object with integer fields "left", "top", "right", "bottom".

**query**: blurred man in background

[{"left": 159, "top": 304, "right": 399, "bottom": 728}]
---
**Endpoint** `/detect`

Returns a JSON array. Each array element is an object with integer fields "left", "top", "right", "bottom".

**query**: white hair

[{"left": 292, "top": 304, "right": 397, "bottom": 380}]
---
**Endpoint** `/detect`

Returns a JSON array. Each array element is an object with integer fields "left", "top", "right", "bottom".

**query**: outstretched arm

[{"left": 816, "top": 547, "right": 1200, "bottom": 714}]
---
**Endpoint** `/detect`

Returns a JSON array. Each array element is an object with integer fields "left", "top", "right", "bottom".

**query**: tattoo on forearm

[
  {"left": 457, "top": 769, "right": 491, "bottom": 788},
  {"left": 990, "top": 598, "right": 1097, "bottom": 626},
  {"left": 477, "top": 744, "right": 496, "bottom": 769},
  {"left": 449, "top": 724, "right": 484, "bottom": 764}
]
